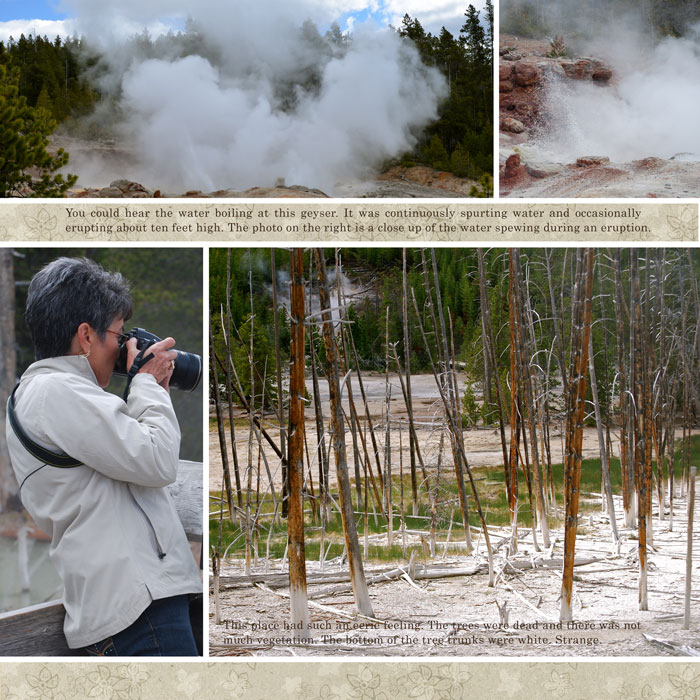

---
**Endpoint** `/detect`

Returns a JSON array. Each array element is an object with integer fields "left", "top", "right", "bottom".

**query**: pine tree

[
  {"left": 484, "top": 0, "right": 494, "bottom": 62},
  {"left": 461, "top": 5, "right": 487, "bottom": 67},
  {"left": 35, "top": 83, "right": 54, "bottom": 118},
  {"left": 0, "top": 64, "right": 77, "bottom": 197},
  {"left": 423, "top": 134, "right": 450, "bottom": 171}
]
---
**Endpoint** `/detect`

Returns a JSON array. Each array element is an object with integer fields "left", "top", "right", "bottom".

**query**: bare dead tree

[
  {"left": 631, "top": 250, "right": 650, "bottom": 610},
  {"left": 560, "top": 248, "right": 595, "bottom": 622},
  {"left": 384, "top": 307, "right": 393, "bottom": 547},
  {"left": 509, "top": 252, "right": 533, "bottom": 550},
  {"left": 307, "top": 254, "right": 330, "bottom": 524},
  {"left": 477, "top": 249, "right": 509, "bottom": 486},
  {"left": 614, "top": 249, "right": 636, "bottom": 528},
  {"left": 210, "top": 319, "right": 235, "bottom": 525},
  {"left": 287, "top": 248, "right": 310, "bottom": 638},
  {"left": 411, "top": 288, "right": 494, "bottom": 585},
  {"left": 313, "top": 249, "right": 374, "bottom": 617},
  {"left": 270, "top": 250, "right": 288, "bottom": 518},
  {"left": 588, "top": 329, "right": 619, "bottom": 546},
  {"left": 512, "top": 250, "right": 550, "bottom": 548},
  {"left": 421, "top": 250, "right": 472, "bottom": 553},
  {"left": 224, "top": 252, "right": 243, "bottom": 512},
  {"left": 402, "top": 249, "right": 419, "bottom": 516},
  {"left": 545, "top": 248, "right": 569, "bottom": 396}
]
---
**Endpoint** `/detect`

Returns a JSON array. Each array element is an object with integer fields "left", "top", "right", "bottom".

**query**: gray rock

[
  {"left": 525, "top": 161, "right": 563, "bottom": 178},
  {"left": 97, "top": 186, "right": 125, "bottom": 197}
]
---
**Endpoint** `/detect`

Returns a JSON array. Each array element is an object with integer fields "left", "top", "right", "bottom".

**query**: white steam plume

[
  {"left": 62, "top": 1, "right": 448, "bottom": 193},
  {"left": 533, "top": 24, "right": 700, "bottom": 163}
]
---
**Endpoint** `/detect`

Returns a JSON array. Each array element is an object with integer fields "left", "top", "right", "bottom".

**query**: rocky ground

[
  {"left": 52, "top": 137, "right": 477, "bottom": 198},
  {"left": 499, "top": 35, "right": 700, "bottom": 198}
]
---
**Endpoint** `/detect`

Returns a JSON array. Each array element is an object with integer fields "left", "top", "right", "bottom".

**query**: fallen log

[
  {"left": 642, "top": 633, "right": 700, "bottom": 656},
  {"left": 309, "top": 564, "right": 486, "bottom": 599}
]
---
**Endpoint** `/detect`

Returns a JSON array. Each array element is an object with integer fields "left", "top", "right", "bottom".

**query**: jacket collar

[{"left": 21, "top": 355, "right": 99, "bottom": 386}]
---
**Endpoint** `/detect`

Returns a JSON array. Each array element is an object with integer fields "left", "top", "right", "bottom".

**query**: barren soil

[
  {"left": 210, "top": 489, "right": 700, "bottom": 657},
  {"left": 209, "top": 373, "right": 700, "bottom": 657},
  {"left": 209, "top": 373, "right": 606, "bottom": 493}
]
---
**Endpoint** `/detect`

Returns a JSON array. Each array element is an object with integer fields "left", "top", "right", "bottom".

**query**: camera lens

[
  {"left": 113, "top": 327, "right": 202, "bottom": 392},
  {"left": 171, "top": 350, "right": 202, "bottom": 392}
]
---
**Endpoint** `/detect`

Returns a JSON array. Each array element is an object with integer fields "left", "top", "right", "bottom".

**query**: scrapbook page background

[{"left": 0, "top": 0, "right": 700, "bottom": 695}]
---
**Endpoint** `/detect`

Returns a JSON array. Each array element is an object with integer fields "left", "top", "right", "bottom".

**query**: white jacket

[{"left": 6, "top": 355, "right": 202, "bottom": 649}]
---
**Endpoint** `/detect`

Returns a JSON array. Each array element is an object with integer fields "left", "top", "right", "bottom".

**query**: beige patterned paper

[
  {"left": 1, "top": 661, "right": 699, "bottom": 699},
  {"left": 0, "top": 202, "right": 696, "bottom": 242}
]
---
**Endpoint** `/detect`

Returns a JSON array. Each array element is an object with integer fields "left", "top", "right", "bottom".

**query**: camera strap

[
  {"left": 7, "top": 384, "right": 83, "bottom": 477},
  {"left": 122, "top": 346, "right": 155, "bottom": 401}
]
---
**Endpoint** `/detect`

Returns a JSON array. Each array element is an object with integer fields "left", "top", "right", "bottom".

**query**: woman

[{"left": 6, "top": 257, "right": 202, "bottom": 656}]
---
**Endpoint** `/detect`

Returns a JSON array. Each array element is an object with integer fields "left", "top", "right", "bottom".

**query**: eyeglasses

[{"left": 105, "top": 329, "right": 128, "bottom": 344}]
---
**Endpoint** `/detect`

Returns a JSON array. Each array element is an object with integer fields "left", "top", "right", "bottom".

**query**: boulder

[
  {"left": 561, "top": 59, "right": 592, "bottom": 80},
  {"left": 513, "top": 60, "right": 541, "bottom": 87},
  {"left": 500, "top": 64, "right": 514, "bottom": 92},
  {"left": 97, "top": 186, "right": 125, "bottom": 198},
  {"left": 503, "top": 153, "right": 523, "bottom": 178},
  {"left": 592, "top": 67, "right": 613, "bottom": 82},
  {"left": 108, "top": 180, "right": 154, "bottom": 197},
  {"left": 576, "top": 156, "right": 610, "bottom": 167},
  {"left": 502, "top": 117, "right": 526, "bottom": 134},
  {"left": 633, "top": 157, "right": 665, "bottom": 169},
  {"left": 525, "top": 161, "right": 563, "bottom": 178}
]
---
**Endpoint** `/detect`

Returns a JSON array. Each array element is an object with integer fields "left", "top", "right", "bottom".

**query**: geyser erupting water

[
  {"left": 534, "top": 25, "right": 700, "bottom": 164},
  {"left": 65, "top": 0, "right": 448, "bottom": 193}
]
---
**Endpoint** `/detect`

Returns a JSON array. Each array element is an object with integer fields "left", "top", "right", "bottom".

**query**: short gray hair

[{"left": 26, "top": 257, "right": 133, "bottom": 360}]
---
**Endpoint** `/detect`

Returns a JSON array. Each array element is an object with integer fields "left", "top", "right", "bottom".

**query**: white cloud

[
  {"left": 45, "top": 0, "right": 471, "bottom": 40},
  {"left": 0, "top": 19, "right": 77, "bottom": 42},
  {"left": 380, "top": 0, "right": 482, "bottom": 35},
  {"left": 0, "top": 17, "right": 184, "bottom": 42}
]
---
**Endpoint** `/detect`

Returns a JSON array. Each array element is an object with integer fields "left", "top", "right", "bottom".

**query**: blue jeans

[{"left": 84, "top": 595, "right": 198, "bottom": 656}]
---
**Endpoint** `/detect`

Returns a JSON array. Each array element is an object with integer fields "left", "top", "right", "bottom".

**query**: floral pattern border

[
  {"left": 0, "top": 202, "right": 695, "bottom": 242},
  {"left": 1, "top": 661, "right": 700, "bottom": 700}
]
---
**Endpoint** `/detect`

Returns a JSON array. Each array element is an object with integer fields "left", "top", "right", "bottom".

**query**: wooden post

[{"left": 684, "top": 466, "right": 696, "bottom": 630}]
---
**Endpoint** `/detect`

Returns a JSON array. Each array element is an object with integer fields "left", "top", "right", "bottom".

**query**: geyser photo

[
  {"left": 500, "top": 0, "right": 700, "bottom": 198},
  {"left": 0, "top": 0, "right": 493, "bottom": 198}
]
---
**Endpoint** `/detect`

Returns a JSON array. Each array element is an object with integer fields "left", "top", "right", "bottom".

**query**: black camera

[{"left": 113, "top": 328, "right": 202, "bottom": 392}]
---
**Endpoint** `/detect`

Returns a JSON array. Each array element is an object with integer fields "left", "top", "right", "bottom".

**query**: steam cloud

[
  {"left": 63, "top": 1, "right": 448, "bottom": 193},
  {"left": 533, "top": 23, "right": 700, "bottom": 163}
]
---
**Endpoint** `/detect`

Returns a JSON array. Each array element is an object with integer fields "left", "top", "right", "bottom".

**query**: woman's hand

[{"left": 126, "top": 336, "right": 177, "bottom": 391}]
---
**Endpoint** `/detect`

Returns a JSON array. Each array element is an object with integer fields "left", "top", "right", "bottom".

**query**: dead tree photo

[{"left": 209, "top": 247, "right": 700, "bottom": 658}]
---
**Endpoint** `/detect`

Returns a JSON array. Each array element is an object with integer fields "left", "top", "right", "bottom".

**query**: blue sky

[{"left": 0, "top": 0, "right": 65, "bottom": 22}]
